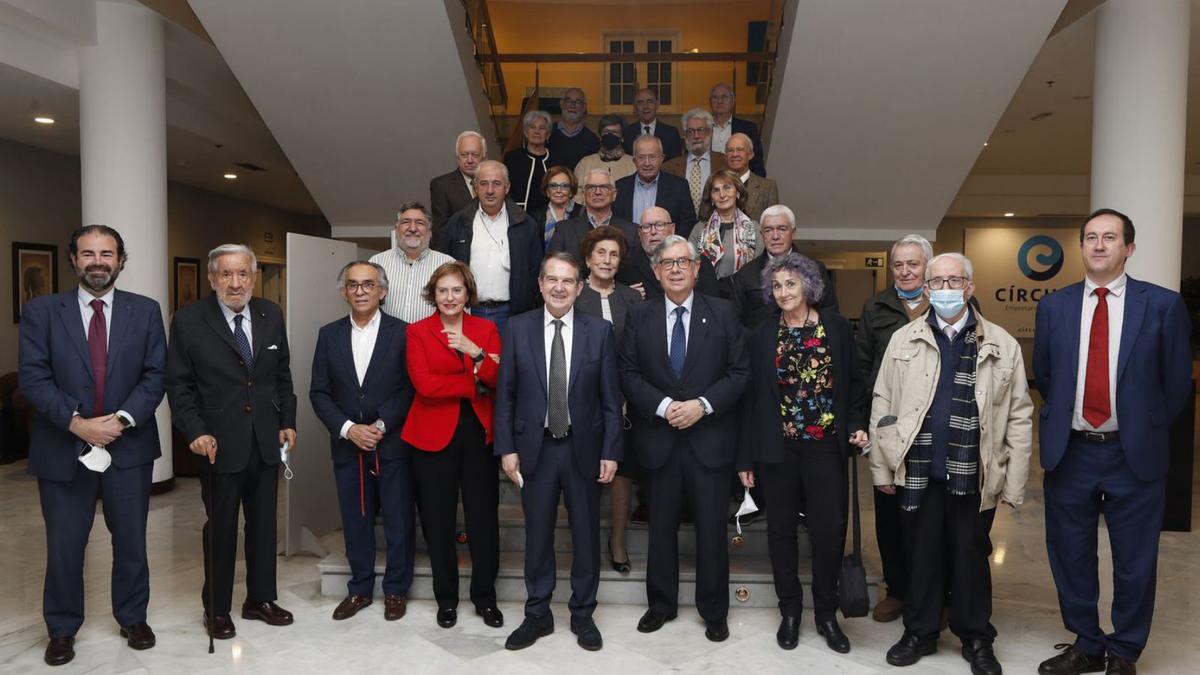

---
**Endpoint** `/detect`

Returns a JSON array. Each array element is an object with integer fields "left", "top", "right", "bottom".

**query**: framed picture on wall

[
  {"left": 174, "top": 257, "right": 201, "bottom": 311},
  {"left": 12, "top": 242, "right": 58, "bottom": 323}
]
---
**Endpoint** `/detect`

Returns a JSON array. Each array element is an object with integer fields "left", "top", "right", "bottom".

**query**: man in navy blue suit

[
  {"left": 309, "top": 261, "right": 415, "bottom": 622},
  {"left": 1034, "top": 209, "right": 1192, "bottom": 675},
  {"left": 19, "top": 225, "right": 166, "bottom": 666},
  {"left": 623, "top": 88, "right": 683, "bottom": 161},
  {"left": 614, "top": 135, "right": 697, "bottom": 238},
  {"left": 619, "top": 235, "right": 748, "bottom": 642},
  {"left": 496, "top": 251, "right": 623, "bottom": 652}
]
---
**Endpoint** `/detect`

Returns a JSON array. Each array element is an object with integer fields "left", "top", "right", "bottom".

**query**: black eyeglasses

[{"left": 926, "top": 276, "right": 967, "bottom": 290}]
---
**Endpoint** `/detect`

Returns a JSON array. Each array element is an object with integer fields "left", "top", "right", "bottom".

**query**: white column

[
  {"left": 1090, "top": 0, "right": 1190, "bottom": 291},
  {"left": 79, "top": 2, "right": 173, "bottom": 484}
]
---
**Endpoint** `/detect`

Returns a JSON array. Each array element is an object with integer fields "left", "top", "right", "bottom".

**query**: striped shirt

[{"left": 368, "top": 247, "right": 454, "bottom": 323}]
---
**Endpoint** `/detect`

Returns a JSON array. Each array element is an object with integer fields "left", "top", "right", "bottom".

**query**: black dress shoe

[
  {"left": 119, "top": 622, "right": 156, "bottom": 650},
  {"left": 505, "top": 616, "right": 554, "bottom": 650},
  {"left": 1037, "top": 643, "right": 1106, "bottom": 675},
  {"left": 630, "top": 505, "right": 649, "bottom": 523},
  {"left": 704, "top": 619, "right": 729, "bottom": 642},
  {"left": 332, "top": 595, "right": 373, "bottom": 620},
  {"left": 1106, "top": 655, "right": 1136, "bottom": 675},
  {"left": 608, "top": 537, "right": 631, "bottom": 575},
  {"left": 962, "top": 639, "right": 1002, "bottom": 675},
  {"left": 571, "top": 617, "right": 603, "bottom": 651},
  {"left": 241, "top": 600, "right": 294, "bottom": 626},
  {"left": 43, "top": 636, "right": 74, "bottom": 666},
  {"left": 886, "top": 632, "right": 938, "bottom": 666},
  {"left": 776, "top": 615, "right": 800, "bottom": 650},
  {"left": 815, "top": 617, "right": 850, "bottom": 654},
  {"left": 436, "top": 607, "right": 457, "bottom": 628},
  {"left": 476, "top": 605, "right": 504, "bottom": 628},
  {"left": 203, "top": 613, "right": 236, "bottom": 640},
  {"left": 636, "top": 609, "right": 676, "bottom": 633}
]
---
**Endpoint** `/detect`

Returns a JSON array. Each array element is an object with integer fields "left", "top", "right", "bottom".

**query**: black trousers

[
  {"left": 873, "top": 486, "right": 908, "bottom": 600},
  {"left": 332, "top": 452, "right": 415, "bottom": 597},
  {"left": 646, "top": 442, "right": 731, "bottom": 621},
  {"left": 201, "top": 438, "right": 278, "bottom": 615},
  {"left": 899, "top": 482, "right": 997, "bottom": 643},
  {"left": 410, "top": 401, "right": 499, "bottom": 610},
  {"left": 520, "top": 434, "right": 600, "bottom": 620},
  {"left": 761, "top": 438, "right": 847, "bottom": 621},
  {"left": 39, "top": 461, "right": 153, "bottom": 637}
]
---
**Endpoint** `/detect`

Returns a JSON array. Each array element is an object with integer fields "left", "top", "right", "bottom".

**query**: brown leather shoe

[
  {"left": 242, "top": 600, "right": 294, "bottom": 626},
  {"left": 332, "top": 595, "right": 372, "bottom": 621},
  {"left": 43, "top": 636, "right": 74, "bottom": 666},
  {"left": 384, "top": 595, "right": 407, "bottom": 621},
  {"left": 872, "top": 594, "right": 903, "bottom": 622},
  {"left": 203, "top": 613, "right": 236, "bottom": 639},
  {"left": 119, "top": 621, "right": 156, "bottom": 650}
]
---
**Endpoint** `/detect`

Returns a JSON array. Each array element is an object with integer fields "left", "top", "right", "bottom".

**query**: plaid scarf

[
  {"left": 697, "top": 208, "right": 757, "bottom": 271},
  {"left": 899, "top": 324, "right": 980, "bottom": 512}
]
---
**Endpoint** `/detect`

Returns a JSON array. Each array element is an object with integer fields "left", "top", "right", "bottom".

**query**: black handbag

[{"left": 838, "top": 452, "right": 870, "bottom": 618}]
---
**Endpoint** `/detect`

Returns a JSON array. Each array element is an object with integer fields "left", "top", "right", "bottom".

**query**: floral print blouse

[{"left": 776, "top": 321, "right": 837, "bottom": 441}]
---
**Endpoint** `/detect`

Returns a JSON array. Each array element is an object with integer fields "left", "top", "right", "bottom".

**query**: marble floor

[{"left": 2, "top": 438, "right": 1199, "bottom": 674}]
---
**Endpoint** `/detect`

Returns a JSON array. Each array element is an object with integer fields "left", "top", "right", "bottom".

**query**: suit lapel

[
  {"left": 1116, "top": 279, "right": 1146, "bottom": 384},
  {"left": 530, "top": 314, "right": 548, "bottom": 393},
  {"left": 335, "top": 318, "right": 357, "bottom": 386},
  {"left": 681, "top": 295, "right": 709, "bottom": 380},
  {"left": 648, "top": 296, "right": 670, "bottom": 373},
  {"left": 569, "top": 314, "right": 587, "bottom": 394},
  {"left": 56, "top": 292, "right": 94, "bottom": 381},
  {"left": 202, "top": 295, "right": 243, "bottom": 361},
  {"left": 250, "top": 300, "right": 268, "bottom": 372},
  {"left": 360, "top": 315, "right": 392, "bottom": 389},
  {"left": 1061, "top": 283, "right": 1084, "bottom": 378},
  {"left": 105, "top": 290, "right": 132, "bottom": 374}
]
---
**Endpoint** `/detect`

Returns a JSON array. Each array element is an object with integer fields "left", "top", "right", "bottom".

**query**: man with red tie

[{"left": 1034, "top": 209, "right": 1192, "bottom": 675}]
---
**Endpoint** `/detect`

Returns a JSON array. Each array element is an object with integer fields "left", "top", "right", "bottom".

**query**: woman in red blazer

[{"left": 402, "top": 261, "right": 503, "bottom": 630}]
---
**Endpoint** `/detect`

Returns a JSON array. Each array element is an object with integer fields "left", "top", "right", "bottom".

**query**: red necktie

[
  {"left": 1082, "top": 287, "right": 1110, "bottom": 428},
  {"left": 88, "top": 298, "right": 108, "bottom": 415}
]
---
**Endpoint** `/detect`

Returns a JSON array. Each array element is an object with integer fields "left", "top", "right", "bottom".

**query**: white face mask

[
  {"left": 79, "top": 445, "right": 112, "bottom": 473},
  {"left": 280, "top": 441, "right": 293, "bottom": 480},
  {"left": 929, "top": 288, "right": 966, "bottom": 319},
  {"left": 734, "top": 488, "right": 759, "bottom": 535}
]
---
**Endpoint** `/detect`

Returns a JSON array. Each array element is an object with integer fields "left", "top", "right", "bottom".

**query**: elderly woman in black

[{"left": 737, "top": 252, "right": 869, "bottom": 654}]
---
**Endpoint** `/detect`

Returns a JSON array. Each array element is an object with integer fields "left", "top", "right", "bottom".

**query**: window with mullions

[
  {"left": 646, "top": 39, "right": 673, "bottom": 105},
  {"left": 609, "top": 40, "right": 636, "bottom": 106}
]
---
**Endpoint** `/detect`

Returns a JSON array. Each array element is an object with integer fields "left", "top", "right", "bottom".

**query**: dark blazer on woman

[
  {"left": 576, "top": 282, "right": 642, "bottom": 344},
  {"left": 736, "top": 307, "right": 867, "bottom": 470}
]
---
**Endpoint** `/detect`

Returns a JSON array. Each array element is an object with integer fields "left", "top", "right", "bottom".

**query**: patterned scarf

[
  {"left": 899, "top": 324, "right": 981, "bottom": 511},
  {"left": 697, "top": 208, "right": 757, "bottom": 271}
]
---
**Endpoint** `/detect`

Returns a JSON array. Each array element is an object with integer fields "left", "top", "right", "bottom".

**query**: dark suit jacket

[
  {"left": 623, "top": 120, "right": 683, "bottom": 160},
  {"left": 576, "top": 283, "right": 642, "bottom": 345},
  {"left": 546, "top": 214, "right": 639, "bottom": 259},
  {"left": 309, "top": 312, "right": 414, "bottom": 463},
  {"left": 429, "top": 168, "right": 473, "bottom": 239},
  {"left": 1033, "top": 277, "right": 1192, "bottom": 481},
  {"left": 166, "top": 294, "right": 297, "bottom": 474},
  {"left": 494, "top": 309, "right": 622, "bottom": 478},
  {"left": 731, "top": 117, "right": 767, "bottom": 177},
  {"left": 736, "top": 308, "right": 866, "bottom": 470},
  {"left": 619, "top": 293, "right": 748, "bottom": 470},
  {"left": 615, "top": 247, "right": 726, "bottom": 301},
  {"left": 728, "top": 249, "right": 839, "bottom": 328},
  {"left": 662, "top": 151, "right": 729, "bottom": 182},
  {"left": 435, "top": 198, "right": 544, "bottom": 314},
  {"left": 19, "top": 289, "right": 166, "bottom": 481},
  {"left": 613, "top": 172, "right": 698, "bottom": 240}
]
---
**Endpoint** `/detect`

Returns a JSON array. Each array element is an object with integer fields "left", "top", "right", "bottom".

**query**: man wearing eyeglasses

[
  {"left": 623, "top": 88, "right": 683, "bottom": 160},
  {"left": 662, "top": 109, "right": 729, "bottom": 215},
  {"left": 370, "top": 202, "right": 455, "bottom": 323},
  {"left": 708, "top": 83, "right": 766, "bottom": 177},
  {"left": 548, "top": 168, "right": 638, "bottom": 258},
  {"left": 574, "top": 115, "right": 637, "bottom": 203},
  {"left": 548, "top": 88, "right": 600, "bottom": 171},
  {"left": 620, "top": 235, "right": 748, "bottom": 643},
  {"left": 309, "top": 261, "right": 415, "bottom": 623},
  {"left": 869, "top": 253, "right": 1031, "bottom": 675},
  {"left": 614, "top": 135, "right": 697, "bottom": 238},
  {"left": 616, "top": 207, "right": 724, "bottom": 301},
  {"left": 430, "top": 131, "right": 488, "bottom": 237}
]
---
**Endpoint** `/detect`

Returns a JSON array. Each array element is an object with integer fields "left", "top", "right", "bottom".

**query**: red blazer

[{"left": 401, "top": 313, "right": 501, "bottom": 451}]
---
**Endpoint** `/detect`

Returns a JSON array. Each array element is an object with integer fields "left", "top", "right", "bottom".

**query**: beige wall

[{"left": 0, "top": 137, "right": 329, "bottom": 375}]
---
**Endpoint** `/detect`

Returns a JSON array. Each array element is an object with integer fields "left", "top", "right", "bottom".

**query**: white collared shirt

[
  {"left": 934, "top": 309, "right": 971, "bottom": 339},
  {"left": 544, "top": 307, "right": 574, "bottom": 427},
  {"left": 339, "top": 310, "right": 383, "bottom": 439},
  {"left": 739, "top": 170, "right": 752, "bottom": 184},
  {"left": 76, "top": 286, "right": 133, "bottom": 426},
  {"left": 470, "top": 205, "right": 511, "bottom": 302},
  {"left": 711, "top": 119, "right": 733, "bottom": 154},
  {"left": 218, "top": 300, "right": 253, "bottom": 348},
  {"left": 655, "top": 293, "right": 713, "bottom": 417},
  {"left": 1072, "top": 274, "right": 1126, "bottom": 432},
  {"left": 462, "top": 171, "right": 475, "bottom": 198},
  {"left": 639, "top": 119, "right": 657, "bottom": 137}
]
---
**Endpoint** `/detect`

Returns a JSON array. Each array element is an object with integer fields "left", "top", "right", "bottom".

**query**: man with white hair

[
  {"left": 547, "top": 168, "right": 638, "bottom": 257},
  {"left": 430, "top": 131, "right": 487, "bottom": 237},
  {"left": 708, "top": 82, "right": 766, "bottom": 176},
  {"left": 718, "top": 133, "right": 777, "bottom": 222},
  {"left": 869, "top": 252, "right": 1031, "bottom": 675},
  {"left": 166, "top": 243, "right": 299, "bottom": 640},
  {"left": 663, "top": 109, "right": 729, "bottom": 215}
]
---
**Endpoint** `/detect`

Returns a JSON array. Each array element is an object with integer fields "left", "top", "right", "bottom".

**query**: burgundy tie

[
  {"left": 1082, "top": 287, "right": 1110, "bottom": 428},
  {"left": 88, "top": 298, "right": 107, "bottom": 416}
]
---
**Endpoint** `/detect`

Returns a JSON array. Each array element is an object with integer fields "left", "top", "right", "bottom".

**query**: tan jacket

[{"left": 868, "top": 310, "right": 1033, "bottom": 511}]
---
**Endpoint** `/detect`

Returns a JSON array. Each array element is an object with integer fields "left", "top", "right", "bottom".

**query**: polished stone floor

[{"left": 2, "top": 438, "right": 1198, "bottom": 674}]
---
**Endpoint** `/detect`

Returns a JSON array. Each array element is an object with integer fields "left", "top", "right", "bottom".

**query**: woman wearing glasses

[
  {"left": 688, "top": 169, "right": 763, "bottom": 279},
  {"left": 532, "top": 167, "right": 577, "bottom": 249}
]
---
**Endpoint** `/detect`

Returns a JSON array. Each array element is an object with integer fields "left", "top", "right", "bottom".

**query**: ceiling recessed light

[
  {"left": 33, "top": 116, "right": 55, "bottom": 125},
  {"left": 1004, "top": 212, "right": 1015, "bottom": 217},
  {"left": 223, "top": 173, "right": 238, "bottom": 180},
  {"left": 983, "top": 141, "right": 989, "bottom": 147}
]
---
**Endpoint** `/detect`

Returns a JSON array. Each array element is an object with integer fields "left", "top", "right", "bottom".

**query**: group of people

[{"left": 17, "top": 86, "right": 1191, "bottom": 675}]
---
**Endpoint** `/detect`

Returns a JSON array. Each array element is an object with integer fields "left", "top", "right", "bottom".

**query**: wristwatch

[
  {"left": 118, "top": 414, "right": 133, "bottom": 428},
  {"left": 374, "top": 420, "right": 386, "bottom": 433},
  {"left": 472, "top": 350, "right": 485, "bottom": 364}
]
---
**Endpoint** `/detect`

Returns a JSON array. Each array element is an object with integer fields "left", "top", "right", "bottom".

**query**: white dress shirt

[
  {"left": 655, "top": 293, "right": 712, "bottom": 417},
  {"left": 470, "top": 205, "right": 511, "bottom": 302},
  {"left": 544, "top": 307, "right": 574, "bottom": 427},
  {"left": 934, "top": 308, "right": 971, "bottom": 339},
  {"left": 711, "top": 119, "right": 733, "bottom": 153},
  {"left": 218, "top": 300, "right": 253, "bottom": 348},
  {"left": 339, "top": 310, "right": 383, "bottom": 439},
  {"left": 76, "top": 287, "right": 133, "bottom": 426},
  {"left": 463, "top": 171, "right": 475, "bottom": 199},
  {"left": 1072, "top": 274, "right": 1126, "bottom": 432},
  {"left": 639, "top": 119, "right": 657, "bottom": 137}
]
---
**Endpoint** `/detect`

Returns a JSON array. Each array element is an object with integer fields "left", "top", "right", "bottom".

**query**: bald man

[{"left": 548, "top": 87, "right": 600, "bottom": 170}]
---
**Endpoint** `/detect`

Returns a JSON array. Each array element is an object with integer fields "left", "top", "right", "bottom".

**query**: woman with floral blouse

[{"left": 736, "top": 252, "right": 870, "bottom": 654}]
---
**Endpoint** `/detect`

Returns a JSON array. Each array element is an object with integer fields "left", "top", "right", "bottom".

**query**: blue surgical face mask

[
  {"left": 895, "top": 285, "right": 924, "bottom": 301},
  {"left": 929, "top": 289, "right": 966, "bottom": 319}
]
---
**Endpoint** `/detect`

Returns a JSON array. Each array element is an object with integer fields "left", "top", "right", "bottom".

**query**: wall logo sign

[{"left": 1017, "top": 235, "right": 1064, "bottom": 281}]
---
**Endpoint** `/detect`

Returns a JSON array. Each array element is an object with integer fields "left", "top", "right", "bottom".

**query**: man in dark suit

[
  {"left": 615, "top": 135, "right": 697, "bottom": 238},
  {"left": 623, "top": 87, "right": 683, "bottom": 160},
  {"left": 309, "top": 261, "right": 415, "bottom": 622},
  {"left": 729, "top": 205, "right": 839, "bottom": 328},
  {"left": 1034, "top": 209, "right": 1192, "bottom": 675},
  {"left": 709, "top": 82, "right": 766, "bottom": 177},
  {"left": 429, "top": 131, "right": 486, "bottom": 239},
  {"left": 166, "top": 244, "right": 298, "bottom": 640},
  {"left": 548, "top": 167, "right": 638, "bottom": 257},
  {"left": 19, "top": 225, "right": 166, "bottom": 666},
  {"left": 617, "top": 207, "right": 724, "bottom": 301},
  {"left": 496, "top": 252, "right": 622, "bottom": 652},
  {"left": 620, "top": 234, "right": 748, "bottom": 642}
]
